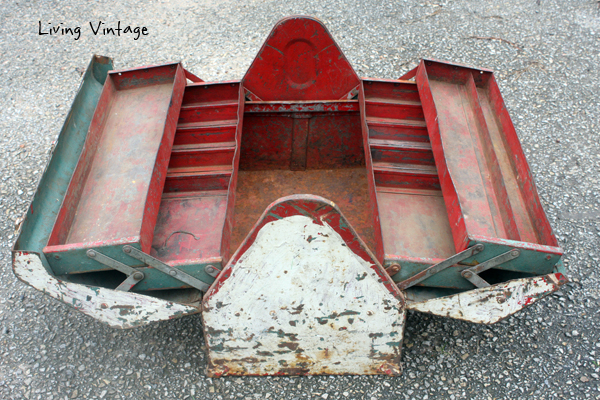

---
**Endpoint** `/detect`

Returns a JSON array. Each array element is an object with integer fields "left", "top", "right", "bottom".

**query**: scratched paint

[
  {"left": 203, "top": 215, "right": 405, "bottom": 376},
  {"left": 13, "top": 252, "right": 200, "bottom": 329},
  {"left": 405, "top": 272, "right": 567, "bottom": 324}
]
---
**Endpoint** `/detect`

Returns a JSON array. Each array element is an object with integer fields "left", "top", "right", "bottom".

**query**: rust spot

[
  {"left": 278, "top": 367, "right": 310, "bottom": 375},
  {"left": 278, "top": 342, "right": 299, "bottom": 351},
  {"left": 290, "top": 304, "right": 304, "bottom": 315},
  {"left": 318, "top": 348, "right": 331, "bottom": 359},
  {"left": 289, "top": 320, "right": 297, "bottom": 326},
  {"left": 369, "top": 332, "right": 384, "bottom": 339},
  {"left": 110, "top": 305, "right": 134, "bottom": 310}
]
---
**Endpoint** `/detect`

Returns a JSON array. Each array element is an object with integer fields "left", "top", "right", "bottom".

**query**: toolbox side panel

[{"left": 13, "top": 55, "right": 113, "bottom": 270}]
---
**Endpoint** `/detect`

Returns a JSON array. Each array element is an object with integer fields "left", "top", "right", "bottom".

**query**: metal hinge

[
  {"left": 461, "top": 249, "right": 521, "bottom": 288},
  {"left": 122, "top": 245, "right": 211, "bottom": 292},
  {"left": 86, "top": 250, "right": 144, "bottom": 292},
  {"left": 397, "top": 244, "right": 485, "bottom": 290}
]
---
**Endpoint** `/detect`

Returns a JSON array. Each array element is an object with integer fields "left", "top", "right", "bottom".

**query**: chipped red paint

[
  {"left": 244, "top": 101, "right": 359, "bottom": 113},
  {"left": 243, "top": 16, "right": 360, "bottom": 101}
]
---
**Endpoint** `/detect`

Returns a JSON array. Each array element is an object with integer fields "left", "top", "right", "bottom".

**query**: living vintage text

[{"left": 38, "top": 21, "right": 149, "bottom": 41}]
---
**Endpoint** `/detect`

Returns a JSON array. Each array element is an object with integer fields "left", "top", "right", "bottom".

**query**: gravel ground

[{"left": 1, "top": 0, "right": 599, "bottom": 399}]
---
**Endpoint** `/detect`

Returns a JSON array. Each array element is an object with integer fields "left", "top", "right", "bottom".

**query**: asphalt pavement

[{"left": 0, "top": 0, "right": 599, "bottom": 399}]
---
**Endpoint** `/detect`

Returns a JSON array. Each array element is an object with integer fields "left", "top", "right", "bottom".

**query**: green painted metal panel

[
  {"left": 388, "top": 239, "right": 560, "bottom": 290},
  {"left": 13, "top": 55, "right": 114, "bottom": 272}
]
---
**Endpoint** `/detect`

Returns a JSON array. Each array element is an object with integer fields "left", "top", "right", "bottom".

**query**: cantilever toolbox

[{"left": 13, "top": 16, "right": 565, "bottom": 376}]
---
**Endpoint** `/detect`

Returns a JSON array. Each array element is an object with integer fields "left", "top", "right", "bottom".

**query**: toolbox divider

[
  {"left": 367, "top": 118, "right": 429, "bottom": 142},
  {"left": 369, "top": 138, "right": 435, "bottom": 166},
  {"left": 174, "top": 122, "right": 237, "bottom": 145},
  {"left": 178, "top": 102, "right": 239, "bottom": 124},
  {"left": 365, "top": 99, "right": 424, "bottom": 121},
  {"left": 464, "top": 74, "right": 521, "bottom": 241}
]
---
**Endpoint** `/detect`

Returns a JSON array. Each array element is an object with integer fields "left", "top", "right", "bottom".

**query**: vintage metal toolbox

[{"left": 13, "top": 16, "right": 566, "bottom": 376}]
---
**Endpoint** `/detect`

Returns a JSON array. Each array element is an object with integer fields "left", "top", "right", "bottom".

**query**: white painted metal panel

[
  {"left": 13, "top": 252, "right": 200, "bottom": 329},
  {"left": 203, "top": 215, "right": 405, "bottom": 376},
  {"left": 406, "top": 273, "right": 564, "bottom": 324}
]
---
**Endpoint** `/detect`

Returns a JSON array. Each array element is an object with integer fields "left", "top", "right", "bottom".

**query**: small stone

[
  {"left": 461, "top": 353, "right": 469, "bottom": 360},
  {"left": 209, "top": 386, "right": 215, "bottom": 393},
  {"left": 572, "top": 330, "right": 579, "bottom": 336},
  {"left": 580, "top": 376, "right": 589, "bottom": 383},
  {"left": 322, "top": 394, "right": 328, "bottom": 399},
  {"left": 343, "top": 392, "right": 349, "bottom": 397},
  {"left": 77, "top": 365, "right": 85, "bottom": 371},
  {"left": 71, "top": 390, "right": 78, "bottom": 399}
]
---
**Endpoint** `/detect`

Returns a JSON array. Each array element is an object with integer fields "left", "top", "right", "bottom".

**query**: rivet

[
  {"left": 511, "top": 249, "right": 520, "bottom": 257},
  {"left": 386, "top": 263, "right": 401, "bottom": 276},
  {"left": 133, "top": 272, "right": 144, "bottom": 281},
  {"left": 169, "top": 270, "right": 177, "bottom": 276},
  {"left": 463, "top": 271, "right": 473, "bottom": 278},
  {"left": 123, "top": 246, "right": 131, "bottom": 253},
  {"left": 87, "top": 250, "right": 96, "bottom": 258}
]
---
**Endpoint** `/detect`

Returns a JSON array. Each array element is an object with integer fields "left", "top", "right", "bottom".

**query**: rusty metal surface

[
  {"left": 203, "top": 195, "right": 405, "bottom": 376},
  {"left": 377, "top": 188, "right": 455, "bottom": 261},
  {"left": 151, "top": 193, "right": 227, "bottom": 263},
  {"left": 239, "top": 111, "right": 363, "bottom": 171},
  {"left": 230, "top": 168, "right": 376, "bottom": 256}
]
